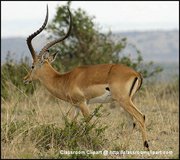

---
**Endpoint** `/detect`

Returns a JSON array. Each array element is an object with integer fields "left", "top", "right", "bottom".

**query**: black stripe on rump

[{"left": 129, "top": 77, "right": 138, "bottom": 96}]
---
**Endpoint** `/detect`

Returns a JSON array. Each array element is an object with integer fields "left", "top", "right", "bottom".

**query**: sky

[{"left": 1, "top": 1, "right": 179, "bottom": 38}]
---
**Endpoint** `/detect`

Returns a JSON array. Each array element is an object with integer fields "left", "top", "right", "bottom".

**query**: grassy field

[{"left": 1, "top": 78, "right": 179, "bottom": 159}]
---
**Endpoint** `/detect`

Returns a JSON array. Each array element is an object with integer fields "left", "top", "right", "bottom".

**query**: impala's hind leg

[
  {"left": 110, "top": 78, "right": 149, "bottom": 150},
  {"left": 118, "top": 98, "right": 149, "bottom": 150}
]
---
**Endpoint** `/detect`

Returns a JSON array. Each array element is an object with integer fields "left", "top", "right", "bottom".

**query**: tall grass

[
  {"left": 1, "top": 81, "right": 109, "bottom": 159},
  {"left": 1, "top": 64, "right": 179, "bottom": 158}
]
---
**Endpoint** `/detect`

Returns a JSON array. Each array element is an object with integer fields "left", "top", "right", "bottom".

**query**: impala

[{"left": 23, "top": 5, "right": 149, "bottom": 150}]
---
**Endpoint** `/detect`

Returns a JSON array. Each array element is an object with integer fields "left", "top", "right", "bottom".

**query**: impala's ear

[
  {"left": 48, "top": 52, "right": 58, "bottom": 63},
  {"left": 43, "top": 51, "right": 50, "bottom": 59}
]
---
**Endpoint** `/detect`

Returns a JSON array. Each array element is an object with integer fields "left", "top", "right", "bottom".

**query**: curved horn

[
  {"left": 38, "top": 7, "right": 72, "bottom": 59},
  {"left": 26, "top": 5, "right": 49, "bottom": 60}
]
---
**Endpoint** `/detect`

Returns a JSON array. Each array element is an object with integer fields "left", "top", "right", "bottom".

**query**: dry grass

[{"left": 1, "top": 81, "right": 179, "bottom": 159}]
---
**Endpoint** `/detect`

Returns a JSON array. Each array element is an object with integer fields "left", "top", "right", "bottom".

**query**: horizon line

[{"left": 2, "top": 28, "right": 179, "bottom": 39}]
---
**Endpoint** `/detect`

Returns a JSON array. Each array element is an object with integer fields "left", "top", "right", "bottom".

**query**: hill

[
  {"left": 1, "top": 30, "right": 179, "bottom": 63},
  {"left": 112, "top": 30, "right": 179, "bottom": 63}
]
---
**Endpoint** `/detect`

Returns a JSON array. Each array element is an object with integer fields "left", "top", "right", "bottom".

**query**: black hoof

[
  {"left": 133, "top": 122, "right": 136, "bottom": 129},
  {"left": 143, "top": 115, "right": 146, "bottom": 121},
  {"left": 144, "top": 140, "right": 149, "bottom": 150}
]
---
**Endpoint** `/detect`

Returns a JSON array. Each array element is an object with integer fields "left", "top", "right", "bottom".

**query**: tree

[
  {"left": 46, "top": 2, "right": 126, "bottom": 70},
  {"left": 46, "top": 2, "right": 162, "bottom": 77}
]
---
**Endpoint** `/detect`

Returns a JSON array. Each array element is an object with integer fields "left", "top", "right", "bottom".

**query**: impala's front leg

[
  {"left": 78, "top": 102, "right": 90, "bottom": 122},
  {"left": 74, "top": 107, "right": 80, "bottom": 120},
  {"left": 69, "top": 107, "right": 80, "bottom": 121}
]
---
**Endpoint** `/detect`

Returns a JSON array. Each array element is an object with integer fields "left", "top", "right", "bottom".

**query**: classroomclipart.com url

[{"left": 59, "top": 150, "right": 173, "bottom": 156}]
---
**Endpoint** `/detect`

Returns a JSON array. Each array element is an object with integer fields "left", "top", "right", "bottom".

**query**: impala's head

[{"left": 23, "top": 5, "right": 72, "bottom": 84}]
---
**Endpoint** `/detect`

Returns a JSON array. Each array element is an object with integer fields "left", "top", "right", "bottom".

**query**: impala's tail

[
  {"left": 129, "top": 73, "right": 143, "bottom": 97},
  {"left": 137, "top": 72, "right": 143, "bottom": 92}
]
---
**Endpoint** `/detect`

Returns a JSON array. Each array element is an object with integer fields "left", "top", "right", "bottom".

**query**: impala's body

[
  {"left": 25, "top": 62, "right": 141, "bottom": 105},
  {"left": 23, "top": 5, "right": 149, "bottom": 150}
]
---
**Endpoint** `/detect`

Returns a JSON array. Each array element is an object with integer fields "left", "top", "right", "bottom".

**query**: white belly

[{"left": 87, "top": 89, "right": 113, "bottom": 104}]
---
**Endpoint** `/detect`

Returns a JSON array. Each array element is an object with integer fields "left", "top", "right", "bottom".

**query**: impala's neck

[
  {"left": 38, "top": 62, "right": 67, "bottom": 100},
  {"left": 38, "top": 62, "right": 60, "bottom": 81}
]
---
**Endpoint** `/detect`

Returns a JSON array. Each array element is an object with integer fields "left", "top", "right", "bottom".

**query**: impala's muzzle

[
  {"left": 23, "top": 74, "right": 32, "bottom": 84},
  {"left": 23, "top": 79, "right": 32, "bottom": 84}
]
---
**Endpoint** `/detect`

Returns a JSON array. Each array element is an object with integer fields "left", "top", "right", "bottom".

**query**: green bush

[
  {"left": 2, "top": 105, "right": 108, "bottom": 158},
  {"left": 1, "top": 55, "right": 37, "bottom": 100}
]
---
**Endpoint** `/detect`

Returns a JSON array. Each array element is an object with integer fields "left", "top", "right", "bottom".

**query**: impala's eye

[{"left": 31, "top": 66, "right": 35, "bottom": 69}]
